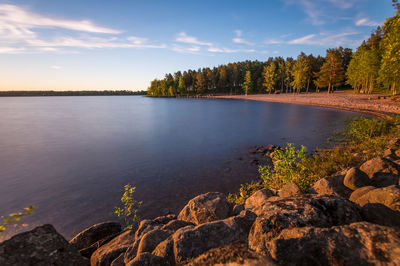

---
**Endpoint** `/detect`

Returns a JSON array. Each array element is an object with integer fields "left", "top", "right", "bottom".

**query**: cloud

[
  {"left": 171, "top": 45, "right": 201, "bottom": 53},
  {"left": 288, "top": 34, "right": 317, "bottom": 44},
  {"left": 208, "top": 47, "right": 255, "bottom": 53},
  {"left": 50, "top": 65, "right": 61, "bottom": 70},
  {"left": 0, "top": 4, "right": 120, "bottom": 34},
  {"left": 355, "top": 18, "right": 380, "bottom": 27},
  {"left": 0, "top": 4, "right": 166, "bottom": 53},
  {"left": 0, "top": 47, "right": 25, "bottom": 54},
  {"left": 232, "top": 30, "right": 253, "bottom": 45},
  {"left": 264, "top": 39, "right": 284, "bottom": 45},
  {"left": 288, "top": 31, "right": 360, "bottom": 46},
  {"left": 175, "top": 32, "right": 212, "bottom": 46}
]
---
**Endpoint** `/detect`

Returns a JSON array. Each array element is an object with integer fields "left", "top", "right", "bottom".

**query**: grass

[{"left": 227, "top": 116, "right": 400, "bottom": 204}]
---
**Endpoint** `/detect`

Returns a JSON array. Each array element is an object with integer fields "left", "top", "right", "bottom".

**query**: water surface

[{"left": 0, "top": 96, "right": 361, "bottom": 239}]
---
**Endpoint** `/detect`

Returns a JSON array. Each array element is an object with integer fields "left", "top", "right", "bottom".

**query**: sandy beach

[{"left": 211, "top": 92, "right": 400, "bottom": 118}]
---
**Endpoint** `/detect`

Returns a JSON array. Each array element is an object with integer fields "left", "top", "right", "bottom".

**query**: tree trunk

[
  {"left": 328, "top": 82, "right": 331, "bottom": 94},
  {"left": 306, "top": 78, "right": 310, "bottom": 93}
]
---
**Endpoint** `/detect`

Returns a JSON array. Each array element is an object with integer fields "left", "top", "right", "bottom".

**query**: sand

[{"left": 210, "top": 92, "right": 400, "bottom": 118}]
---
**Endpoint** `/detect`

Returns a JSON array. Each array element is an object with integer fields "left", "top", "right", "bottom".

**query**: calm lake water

[{"left": 0, "top": 96, "right": 362, "bottom": 239}]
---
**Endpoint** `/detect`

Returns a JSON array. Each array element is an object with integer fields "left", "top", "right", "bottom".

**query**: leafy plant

[
  {"left": 0, "top": 206, "right": 34, "bottom": 235},
  {"left": 115, "top": 184, "right": 142, "bottom": 230}
]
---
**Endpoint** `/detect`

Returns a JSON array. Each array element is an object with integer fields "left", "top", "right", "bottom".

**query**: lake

[{"left": 0, "top": 96, "right": 362, "bottom": 239}]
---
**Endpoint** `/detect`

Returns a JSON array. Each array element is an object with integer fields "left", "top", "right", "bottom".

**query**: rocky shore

[{"left": 1, "top": 139, "right": 400, "bottom": 265}]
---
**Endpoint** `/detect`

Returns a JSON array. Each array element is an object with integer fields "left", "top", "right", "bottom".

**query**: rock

[
  {"left": 388, "top": 138, "right": 400, "bottom": 148},
  {"left": 152, "top": 236, "right": 175, "bottom": 266},
  {"left": 359, "top": 157, "right": 400, "bottom": 179},
  {"left": 256, "top": 146, "right": 268, "bottom": 153},
  {"left": 354, "top": 185, "right": 400, "bottom": 211},
  {"left": 91, "top": 229, "right": 135, "bottom": 266},
  {"left": 152, "top": 214, "right": 177, "bottom": 224},
  {"left": 361, "top": 203, "right": 400, "bottom": 228},
  {"left": 185, "top": 244, "right": 276, "bottom": 266},
  {"left": 245, "top": 188, "right": 274, "bottom": 209},
  {"left": 233, "top": 204, "right": 245, "bottom": 215},
  {"left": 343, "top": 167, "right": 370, "bottom": 190},
  {"left": 123, "top": 215, "right": 180, "bottom": 264},
  {"left": 384, "top": 148, "right": 399, "bottom": 160},
  {"left": 79, "top": 233, "right": 119, "bottom": 258},
  {"left": 278, "top": 183, "right": 302, "bottom": 197},
  {"left": 248, "top": 194, "right": 362, "bottom": 254},
  {"left": 165, "top": 210, "right": 256, "bottom": 264},
  {"left": 177, "top": 192, "right": 233, "bottom": 225},
  {"left": 69, "top": 222, "right": 121, "bottom": 255},
  {"left": 0, "top": 224, "right": 89, "bottom": 266},
  {"left": 110, "top": 253, "right": 125, "bottom": 266},
  {"left": 310, "top": 174, "right": 352, "bottom": 198},
  {"left": 160, "top": 220, "right": 193, "bottom": 232},
  {"left": 266, "top": 222, "right": 400, "bottom": 265},
  {"left": 370, "top": 173, "right": 400, "bottom": 187},
  {"left": 137, "top": 229, "right": 171, "bottom": 255},
  {"left": 126, "top": 252, "right": 167, "bottom": 266},
  {"left": 349, "top": 186, "right": 376, "bottom": 203}
]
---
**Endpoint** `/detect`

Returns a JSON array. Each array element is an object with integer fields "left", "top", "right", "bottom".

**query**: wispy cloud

[
  {"left": 50, "top": 65, "right": 62, "bottom": 70},
  {"left": 355, "top": 18, "right": 380, "bottom": 27},
  {"left": 171, "top": 45, "right": 201, "bottom": 54},
  {"left": 208, "top": 47, "right": 255, "bottom": 53},
  {"left": 175, "top": 32, "right": 212, "bottom": 46},
  {"left": 232, "top": 30, "right": 253, "bottom": 45},
  {"left": 0, "top": 4, "right": 120, "bottom": 34},
  {"left": 288, "top": 31, "right": 360, "bottom": 46},
  {"left": 0, "top": 4, "right": 165, "bottom": 53}
]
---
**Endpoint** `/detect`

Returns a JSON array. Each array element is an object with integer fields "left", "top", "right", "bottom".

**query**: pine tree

[
  {"left": 379, "top": 15, "right": 400, "bottom": 95},
  {"left": 243, "top": 71, "right": 252, "bottom": 96},
  {"left": 315, "top": 49, "right": 345, "bottom": 93},
  {"left": 262, "top": 63, "right": 277, "bottom": 94}
]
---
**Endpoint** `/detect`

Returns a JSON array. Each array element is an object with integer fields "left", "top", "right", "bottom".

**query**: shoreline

[{"left": 208, "top": 92, "right": 400, "bottom": 118}]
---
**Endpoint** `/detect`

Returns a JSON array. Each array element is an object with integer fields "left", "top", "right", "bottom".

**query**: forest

[
  {"left": 0, "top": 90, "right": 146, "bottom": 97},
  {"left": 147, "top": 3, "right": 400, "bottom": 97}
]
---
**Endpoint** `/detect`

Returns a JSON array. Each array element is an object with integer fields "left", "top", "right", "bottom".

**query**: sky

[{"left": 0, "top": 0, "right": 395, "bottom": 91}]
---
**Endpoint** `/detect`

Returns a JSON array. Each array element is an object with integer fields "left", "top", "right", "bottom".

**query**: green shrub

[
  {"left": 227, "top": 116, "right": 400, "bottom": 204},
  {"left": 115, "top": 184, "right": 142, "bottom": 230}
]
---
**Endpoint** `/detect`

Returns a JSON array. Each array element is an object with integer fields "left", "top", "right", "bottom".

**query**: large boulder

[
  {"left": 245, "top": 188, "right": 274, "bottom": 209},
  {"left": 155, "top": 210, "right": 256, "bottom": 264},
  {"left": 361, "top": 203, "right": 400, "bottom": 228},
  {"left": 69, "top": 222, "right": 121, "bottom": 257},
  {"left": 309, "top": 175, "right": 352, "bottom": 198},
  {"left": 343, "top": 167, "right": 370, "bottom": 190},
  {"left": 136, "top": 229, "right": 171, "bottom": 255},
  {"left": 91, "top": 229, "right": 135, "bottom": 266},
  {"left": 0, "top": 224, "right": 89, "bottom": 266},
  {"left": 354, "top": 185, "right": 400, "bottom": 211},
  {"left": 248, "top": 194, "right": 362, "bottom": 254},
  {"left": 126, "top": 252, "right": 167, "bottom": 266},
  {"left": 177, "top": 192, "right": 233, "bottom": 225},
  {"left": 185, "top": 244, "right": 276, "bottom": 266},
  {"left": 360, "top": 157, "right": 400, "bottom": 187},
  {"left": 266, "top": 222, "right": 400, "bottom": 266},
  {"left": 278, "top": 183, "right": 302, "bottom": 198},
  {"left": 349, "top": 186, "right": 376, "bottom": 203},
  {"left": 123, "top": 215, "right": 181, "bottom": 264}
]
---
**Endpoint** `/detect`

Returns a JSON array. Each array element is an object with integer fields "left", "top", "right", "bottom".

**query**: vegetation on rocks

[
  {"left": 114, "top": 184, "right": 142, "bottom": 230},
  {"left": 228, "top": 116, "right": 400, "bottom": 204}
]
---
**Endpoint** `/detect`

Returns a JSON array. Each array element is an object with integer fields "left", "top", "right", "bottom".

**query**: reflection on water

[{"left": 0, "top": 96, "right": 361, "bottom": 239}]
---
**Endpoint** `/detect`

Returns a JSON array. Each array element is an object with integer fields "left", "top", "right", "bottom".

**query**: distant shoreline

[
  {"left": 208, "top": 92, "right": 400, "bottom": 118},
  {"left": 0, "top": 90, "right": 146, "bottom": 97}
]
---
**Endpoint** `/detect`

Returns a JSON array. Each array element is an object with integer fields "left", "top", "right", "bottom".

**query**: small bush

[{"left": 115, "top": 184, "right": 142, "bottom": 230}]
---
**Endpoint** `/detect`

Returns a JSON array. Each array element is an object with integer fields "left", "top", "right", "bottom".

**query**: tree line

[
  {"left": 0, "top": 90, "right": 146, "bottom": 97},
  {"left": 147, "top": 2, "right": 400, "bottom": 97}
]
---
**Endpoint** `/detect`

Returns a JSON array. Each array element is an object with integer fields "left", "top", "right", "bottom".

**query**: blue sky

[{"left": 0, "top": 0, "right": 395, "bottom": 90}]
